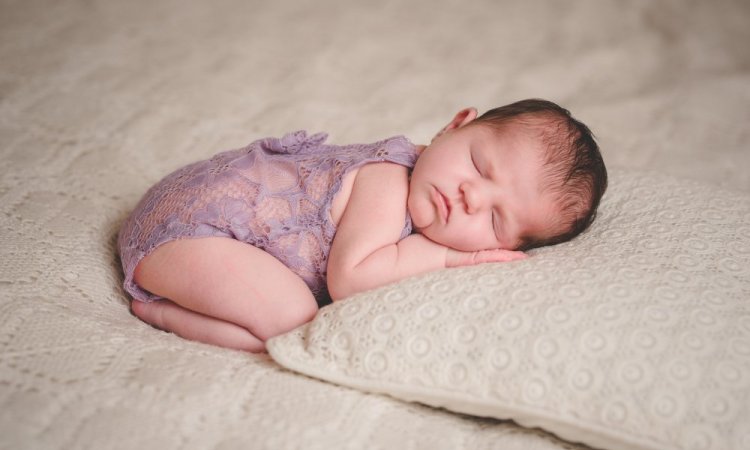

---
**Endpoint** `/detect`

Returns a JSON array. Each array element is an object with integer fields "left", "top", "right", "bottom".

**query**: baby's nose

[{"left": 460, "top": 182, "right": 486, "bottom": 214}]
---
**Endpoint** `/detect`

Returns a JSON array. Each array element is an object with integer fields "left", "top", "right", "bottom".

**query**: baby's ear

[{"left": 435, "top": 107, "right": 478, "bottom": 138}]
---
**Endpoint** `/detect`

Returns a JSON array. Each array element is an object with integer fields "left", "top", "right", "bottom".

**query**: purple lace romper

[{"left": 118, "top": 131, "right": 418, "bottom": 306}]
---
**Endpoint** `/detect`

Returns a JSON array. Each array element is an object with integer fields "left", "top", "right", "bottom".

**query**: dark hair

[{"left": 473, "top": 98, "right": 608, "bottom": 250}]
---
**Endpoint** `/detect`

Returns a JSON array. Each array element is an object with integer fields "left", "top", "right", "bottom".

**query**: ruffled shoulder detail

[
  {"left": 369, "top": 135, "right": 418, "bottom": 168},
  {"left": 258, "top": 130, "right": 329, "bottom": 155}
]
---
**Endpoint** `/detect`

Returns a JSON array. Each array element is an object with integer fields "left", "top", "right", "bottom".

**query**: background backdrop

[{"left": 3, "top": 0, "right": 749, "bottom": 192}]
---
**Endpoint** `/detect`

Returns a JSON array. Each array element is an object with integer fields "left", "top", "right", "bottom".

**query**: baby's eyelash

[{"left": 470, "top": 153, "right": 480, "bottom": 172}]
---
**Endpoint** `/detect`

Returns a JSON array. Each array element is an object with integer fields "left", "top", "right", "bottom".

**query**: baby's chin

[{"left": 406, "top": 202, "right": 434, "bottom": 231}]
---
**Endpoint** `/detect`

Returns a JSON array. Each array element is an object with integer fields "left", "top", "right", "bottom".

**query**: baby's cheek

[
  {"left": 442, "top": 224, "right": 493, "bottom": 251},
  {"left": 407, "top": 197, "right": 433, "bottom": 230},
  {"left": 470, "top": 222, "right": 502, "bottom": 250}
]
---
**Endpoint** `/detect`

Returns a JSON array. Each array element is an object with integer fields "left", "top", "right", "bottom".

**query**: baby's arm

[{"left": 327, "top": 163, "right": 524, "bottom": 300}]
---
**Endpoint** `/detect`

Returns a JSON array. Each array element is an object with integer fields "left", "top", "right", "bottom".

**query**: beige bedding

[{"left": 1, "top": 1, "right": 749, "bottom": 449}]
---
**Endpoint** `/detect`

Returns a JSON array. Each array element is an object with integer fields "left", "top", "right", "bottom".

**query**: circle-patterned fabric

[{"left": 268, "top": 169, "right": 750, "bottom": 450}]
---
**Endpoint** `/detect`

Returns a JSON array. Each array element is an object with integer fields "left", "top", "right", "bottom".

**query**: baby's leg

[
  {"left": 132, "top": 237, "right": 319, "bottom": 351},
  {"left": 131, "top": 300, "right": 265, "bottom": 351}
]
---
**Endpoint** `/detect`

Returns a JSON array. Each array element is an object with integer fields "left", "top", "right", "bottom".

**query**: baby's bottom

[{"left": 132, "top": 237, "right": 319, "bottom": 352}]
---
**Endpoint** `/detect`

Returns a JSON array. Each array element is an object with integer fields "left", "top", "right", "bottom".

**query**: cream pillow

[{"left": 267, "top": 169, "right": 750, "bottom": 450}]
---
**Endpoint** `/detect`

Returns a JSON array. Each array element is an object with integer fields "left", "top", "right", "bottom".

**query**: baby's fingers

[
  {"left": 445, "top": 248, "right": 527, "bottom": 268},
  {"left": 475, "top": 249, "right": 528, "bottom": 264}
]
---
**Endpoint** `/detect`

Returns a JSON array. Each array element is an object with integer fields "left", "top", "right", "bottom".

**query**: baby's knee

[
  {"left": 256, "top": 297, "right": 318, "bottom": 341},
  {"left": 286, "top": 296, "right": 318, "bottom": 327}
]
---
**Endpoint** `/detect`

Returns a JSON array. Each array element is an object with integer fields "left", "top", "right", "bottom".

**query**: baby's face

[{"left": 408, "top": 123, "right": 561, "bottom": 251}]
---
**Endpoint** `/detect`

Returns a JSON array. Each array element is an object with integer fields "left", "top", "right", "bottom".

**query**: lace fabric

[{"left": 118, "top": 131, "right": 418, "bottom": 305}]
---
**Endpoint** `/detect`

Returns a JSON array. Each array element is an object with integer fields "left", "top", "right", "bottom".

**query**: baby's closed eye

[{"left": 492, "top": 210, "right": 501, "bottom": 238}]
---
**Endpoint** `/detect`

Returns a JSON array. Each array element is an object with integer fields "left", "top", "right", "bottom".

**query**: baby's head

[
  {"left": 472, "top": 99, "right": 608, "bottom": 250},
  {"left": 408, "top": 98, "right": 607, "bottom": 251}
]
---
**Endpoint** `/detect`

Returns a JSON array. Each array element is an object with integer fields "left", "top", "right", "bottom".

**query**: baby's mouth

[{"left": 432, "top": 187, "right": 451, "bottom": 224}]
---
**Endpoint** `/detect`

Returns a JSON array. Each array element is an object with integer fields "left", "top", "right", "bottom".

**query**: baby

[{"left": 118, "top": 98, "right": 607, "bottom": 352}]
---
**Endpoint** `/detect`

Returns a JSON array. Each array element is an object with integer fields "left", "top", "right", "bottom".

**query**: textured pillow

[{"left": 267, "top": 169, "right": 750, "bottom": 450}]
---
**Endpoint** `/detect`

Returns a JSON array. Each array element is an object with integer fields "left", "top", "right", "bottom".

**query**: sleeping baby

[{"left": 118, "top": 98, "right": 608, "bottom": 352}]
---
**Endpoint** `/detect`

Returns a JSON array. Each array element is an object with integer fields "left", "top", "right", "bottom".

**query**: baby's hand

[{"left": 446, "top": 248, "right": 527, "bottom": 268}]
